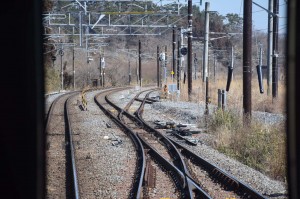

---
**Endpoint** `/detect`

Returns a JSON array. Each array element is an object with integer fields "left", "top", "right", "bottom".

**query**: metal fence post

[
  {"left": 221, "top": 90, "right": 227, "bottom": 111},
  {"left": 218, "top": 89, "right": 222, "bottom": 109}
]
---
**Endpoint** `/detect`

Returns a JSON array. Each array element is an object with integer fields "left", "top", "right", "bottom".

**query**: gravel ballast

[
  {"left": 142, "top": 91, "right": 287, "bottom": 198},
  {"left": 45, "top": 87, "right": 287, "bottom": 198}
]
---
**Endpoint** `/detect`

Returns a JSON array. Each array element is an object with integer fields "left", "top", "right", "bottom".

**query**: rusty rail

[
  {"left": 106, "top": 88, "right": 211, "bottom": 198},
  {"left": 45, "top": 91, "right": 81, "bottom": 199},
  {"left": 94, "top": 88, "right": 145, "bottom": 199},
  {"left": 136, "top": 90, "right": 267, "bottom": 199}
]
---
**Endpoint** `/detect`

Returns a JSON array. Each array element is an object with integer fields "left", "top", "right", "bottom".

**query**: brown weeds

[{"left": 210, "top": 109, "right": 286, "bottom": 181}]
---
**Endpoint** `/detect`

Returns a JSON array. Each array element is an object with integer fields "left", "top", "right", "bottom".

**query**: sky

[{"left": 198, "top": 0, "right": 287, "bottom": 33}]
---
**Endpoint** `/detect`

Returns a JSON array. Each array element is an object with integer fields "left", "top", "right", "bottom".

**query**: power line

[
  {"left": 239, "top": 0, "right": 243, "bottom": 16},
  {"left": 255, "top": 27, "right": 269, "bottom": 31},
  {"left": 279, "top": 26, "right": 287, "bottom": 31},
  {"left": 253, "top": 9, "right": 265, "bottom": 13}
]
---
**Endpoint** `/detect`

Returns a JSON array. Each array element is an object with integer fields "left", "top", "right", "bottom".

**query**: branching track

[
  {"left": 94, "top": 88, "right": 146, "bottom": 199},
  {"left": 46, "top": 87, "right": 268, "bottom": 199},
  {"left": 95, "top": 88, "right": 211, "bottom": 198},
  {"left": 135, "top": 90, "right": 267, "bottom": 199}
]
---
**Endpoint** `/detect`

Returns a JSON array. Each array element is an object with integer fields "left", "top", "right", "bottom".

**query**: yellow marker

[{"left": 171, "top": 71, "right": 174, "bottom": 75}]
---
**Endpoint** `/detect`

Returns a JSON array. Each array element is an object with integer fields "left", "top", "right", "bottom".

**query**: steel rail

[
  {"left": 94, "top": 88, "right": 145, "bottom": 199},
  {"left": 169, "top": 138, "right": 267, "bottom": 199},
  {"left": 132, "top": 90, "right": 191, "bottom": 176},
  {"left": 44, "top": 91, "right": 80, "bottom": 198},
  {"left": 45, "top": 91, "right": 81, "bottom": 198},
  {"left": 65, "top": 92, "right": 81, "bottom": 199},
  {"left": 111, "top": 88, "right": 193, "bottom": 198},
  {"left": 136, "top": 90, "right": 197, "bottom": 147},
  {"left": 44, "top": 92, "right": 74, "bottom": 131},
  {"left": 137, "top": 134, "right": 211, "bottom": 199},
  {"left": 137, "top": 90, "right": 266, "bottom": 198},
  {"left": 134, "top": 90, "right": 213, "bottom": 198},
  {"left": 106, "top": 89, "right": 211, "bottom": 198},
  {"left": 104, "top": 88, "right": 193, "bottom": 198},
  {"left": 107, "top": 90, "right": 190, "bottom": 178},
  {"left": 119, "top": 89, "right": 154, "bottom": 121},
  {"left": 168, "top": 130, "right": 197, "bottom": 146}
]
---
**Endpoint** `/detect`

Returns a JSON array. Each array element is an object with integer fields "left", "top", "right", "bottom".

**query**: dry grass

[
  {"left": 170, "top": 72, "right": 287, "bottom": 181},
  {"left": 171, "top": 72, "right": 286, "bottom": 114},
  {"left": 210, "top": 109, "right": 286, "bottom": 181},
  {"left": 45, "top": 67, "right": 60, "bottom": 93}
]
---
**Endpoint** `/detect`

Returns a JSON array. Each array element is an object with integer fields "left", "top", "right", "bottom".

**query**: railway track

[
  {"left": 94, "top": 88, "right": 146, "bottom": 198},
  {"left": 46, "top": 88, "right": 140, "bottom": 198},
  {"left": 118, "top": 90, "right": 191, "bottom": 198},
  {"left": 45, "top": 87, "right": 269, "bottom": 198},
  {"left": 95, "top": 88, "right": 210, "bottom": 198},
  {"left": 45, "top": 91, "right": 80, "bottom": 199},
  {"left": 135, "top": 90, "right": 267, "bottom": 199}
]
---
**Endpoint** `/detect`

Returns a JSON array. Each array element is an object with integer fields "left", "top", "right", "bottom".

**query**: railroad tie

[{"left": 211, "top": 168, "right": 239, "bottom": 191}]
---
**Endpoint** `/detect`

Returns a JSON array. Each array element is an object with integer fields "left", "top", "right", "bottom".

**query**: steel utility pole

[
  {"left": 203, "top": 2, "right": 210, "bottom": 82},
  {"left": 205, "top": 76, "right": 209, "bottom": 114},
  {"left": 128, "top": 49, "right": 131, "bottom": 85},
  {"left": 157, "top": 46, "right": 160, "bottom": 87},
  {"left": 165, "top": 45, "right": 168, "bottom": 84},
  {"left": 73, "top": 45, "right": 75, "bottom": 90},
  {"left": 187, "top": 0, "right": 193, "bottom": 100},
  {"left": 259, "top": 43, "right": 263, "bottom": 69},
  {"left": 59, "top": 45, "right": 64, "bottom": 91},
  {"left": 136, "top": 52, "right": 138, "bottom": 85},
  {"left": 61, "top": 52, "right": 63, "bottom": 90},
  {"left": 172, "top": 26, "right": 176, "bottom": 82},
  {"left": 139, "top": 40, "right": 142, "bottom": 87},
  {"left": 243, "top": 0, "right": 252, "bottom": 119},
  {"left": 231, "top": 45, "right": 234, "bottom": 80},
  {"left": 194, "top": 53, "right": 197, "bottom": 80},
  {"left": 267, "top": 0, "right": 273, "bottom": 96},
  {"left": 272, "top": 0, "right": 279, "bottom": 99},
  {"left": 177, "top": 39, "right": 181, "bottom": 90},
  {"left": 79, "top": 11, "right": 82, "bottom": 47},
  {"left": 103, "top": 67, "right": 105, "bottom": 87},
  {"left": 102, "top": 53, "right": 105, "bottom": 87},
  {"left": 213, "top": 53, "right": 216, "bottom": 82},
  {"left": 99, "top": 55, "right": 102, "bottom": 87}
]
